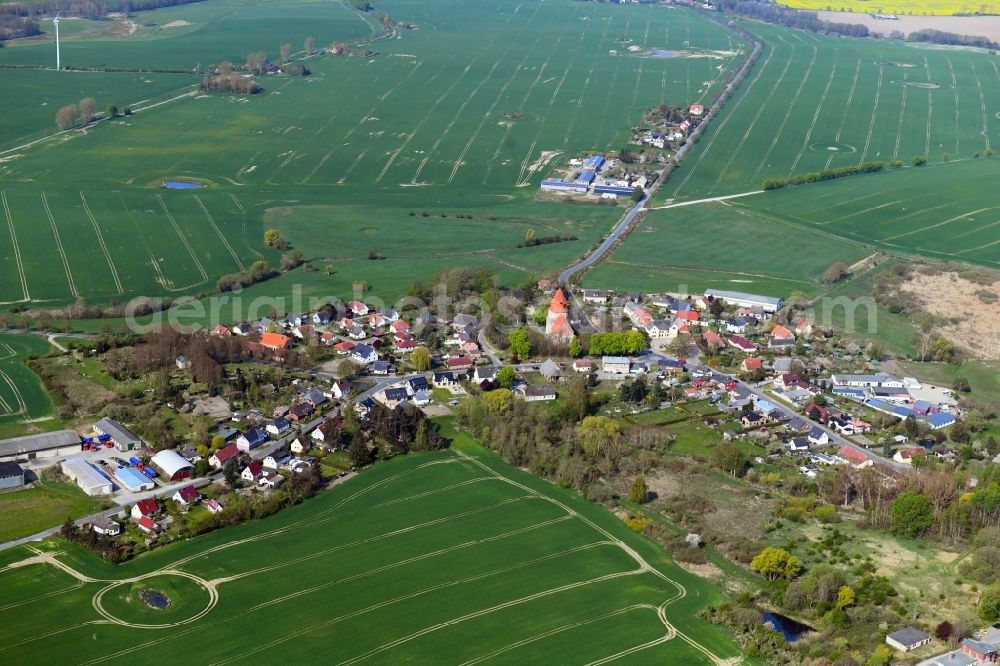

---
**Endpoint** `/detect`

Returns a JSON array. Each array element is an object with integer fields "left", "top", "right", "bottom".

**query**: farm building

[
  {"left": 114, "top": 466, "right": 154, "bottom": 492},
  {"left": 885, "top": 626, "right": 930, "bottom": 652},
  {"left": 93, "top": 418, "right": 142, "bottom": 452},
  {"left": 704, "top": 289, "right": 783, "bottom": 313},
  {"left": 593, "top": 184, "right": 633, "bottom": 197},
  {"left": 62, "top": 459, "right": 113, "bottom": 496},
  {"left": 0, "top": 462, "right": 25, "bottom": 490},
  {"left": 150, "top": 449, "right": 195, "bottom": 481},
  {"left": 540, "top": 178, "right": 589, "bottom": 192},
  {"left": 0, "top": 430, "right": 82, "bottom": 462},
  {"left": 602, "top": 357, "right": 631, "bottom": 374}
]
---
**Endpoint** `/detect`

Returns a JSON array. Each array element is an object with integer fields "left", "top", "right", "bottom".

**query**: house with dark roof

[
  {"left": 808, "top": 426, "right": 829, "bottom": 446},
  {"left": 959, "top": 638, "right": 997, "bottom": 663},
  {"left": 287, "top": 403, "right": 314, "bottom": 422},
  {"left": 382, "top": 387, "right": 409, "bottom": 408},
  {"left": 266, "top": 417, "right": 291, "bottom": 436},
  {"left": 172, "top": 485, "right": 201, "bottom": 506},
  {"left": 237, "top": 427, "right": 268, "bottom": 451},
  {"left": 0, "top": 461, "right": 25, "bottom": 490},
  {"left": 741, "top": 411, "right": 765, "bottom": 428}
]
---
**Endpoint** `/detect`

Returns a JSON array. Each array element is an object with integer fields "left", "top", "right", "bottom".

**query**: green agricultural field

[
  {"left": 0, "top": 0, "right": 747, "bottom": 309},
  {"left": 584, "top": 198, "right": 870, "bottom": 297},
  {"left": 0, "top": 445, "right": 746, "bottom": 664},
  {"left": 667, "top": 22, "right": 1000, "bottom": 200},
  {"left": 729, "top": 158, "right": 1000, "bottom": 267},
  {"left": 0, "top": 334, "right": 58, "bottom": 436}
]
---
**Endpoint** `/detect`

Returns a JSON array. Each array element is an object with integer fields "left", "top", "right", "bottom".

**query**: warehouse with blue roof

[{"left": 114, "top": 466, "right": 154, "bottom": 492}]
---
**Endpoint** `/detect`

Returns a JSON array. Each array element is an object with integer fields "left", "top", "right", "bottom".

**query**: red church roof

[{"left": 549, "top": 289, "right": 569, "bottom": 314}]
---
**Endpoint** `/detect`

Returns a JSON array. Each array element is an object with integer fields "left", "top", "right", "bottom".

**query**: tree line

[
  {"left": 714, "top": 0, "right": 871, "bottom": 39},
  {"left": 762, "top": 161, "right": 884, "bottom": 191}
]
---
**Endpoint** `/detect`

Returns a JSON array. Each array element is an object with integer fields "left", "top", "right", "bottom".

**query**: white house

[
  {"left": 241, "top": 461, "right": 264, "bottom": 482},
  {"left": 807, "top": 426, "right": 830, "bottom": 447}
]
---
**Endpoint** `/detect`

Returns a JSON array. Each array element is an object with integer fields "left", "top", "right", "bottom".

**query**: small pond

[
  {"left": 138, "top": 588, "right": 171, "bottom": 610},
  {"left": 162, "top": 180, "right": 203, "bottom": 190},
  {"left": 762, "top": 611, "right": 812, "bottom": 642}
]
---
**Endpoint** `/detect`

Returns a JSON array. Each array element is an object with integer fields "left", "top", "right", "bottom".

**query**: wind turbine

[{"left": 53, "top": 14, "right": 61, "bottom": 70}]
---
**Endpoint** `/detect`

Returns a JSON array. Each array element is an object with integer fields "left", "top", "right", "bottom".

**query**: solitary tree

[
  {"left": 631, "top": 186, "right": 644, "bottom": 203},
  {"left": 55, "top": 104, "right": 78, "bottom": 130},
  {"left": 304, "top": 36, "right": 316, "bottom": 55},
  {"left": 264, "top": 228, "right": 286, "bottom": 249},
  {"left": 106, "top": 103, "right": 118, "bottom": 117},
  {"left": 822, "top": 261, "right": 850, "bottom": 285},
  {"left": 525, "top": 228, "right": 536, "bottom": 244},
  {"left": 628, "top": 475, "right": 648, "bottom": 504},
  {"left": 78, "top": 97, "right": 97, "bottom": 121},
  {"left": 280, "top": 42, "right": 292, "bottom": 64}
]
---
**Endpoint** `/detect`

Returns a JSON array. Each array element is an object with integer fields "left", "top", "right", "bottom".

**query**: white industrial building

[
  {"left": 150, "top": 449, "right": 195, "bottom": 481},
  {"left": 0, "top": 430, "right": 82, "bottom": 462},
  {"left": 62, "top": 459, "right": 113, "bottom": 496},
  {"left": 703, "top": 289, "right": 783, "bottom": 313}
]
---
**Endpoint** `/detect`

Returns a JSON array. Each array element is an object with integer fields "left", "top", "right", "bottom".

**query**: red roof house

[
  {"left": 260, "top": 332, "right": 291, "bottom": 351},
  {"left": 137, "top": 515, "right": 158, "bottom": 533}
]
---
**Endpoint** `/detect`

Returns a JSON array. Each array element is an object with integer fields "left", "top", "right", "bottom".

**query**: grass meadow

[{"left": 0, "top": 443, "right": 748, "bottom": 664}]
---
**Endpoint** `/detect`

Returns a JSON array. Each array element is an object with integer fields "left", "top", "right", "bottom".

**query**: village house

[
  {"left": 136, "top": 516, "right": 159, "bottom": 534},
  {"left": 807, "top": 426, "right": 830, "bottom": 447},
  {"left": 518, "top": 385, "right": 557, "bottom": 402},
  {"left": 741, "top": 411, "right": 766, "bottom": 428},
  {"left": 433, "top": 371, "right": 461, "bottom": 389},
  {"left": 172, "top": 485, "right": 201, "bottom": 507},
  {"left": 838, "top": 446, "right": 873, "bottom": 469},
  {"left": 260, "top": 332, "right": 291, "bottom": 352},
  {"left": 741, "top": 357, "right": 762, "bottom": 374},
  {"left": 241, "top": 461, "right": 264, "bottom": 482},
  {"left": 266, "top": 417, "right": 291, "bottom": 436},
  {"left": 131, "top": 498, "right": 160, "bottom": 521},
  {"left": 92, "top": 516, "right": 121, "bottom": 536},
  {"left": 259, "top": 472, "right": 285, "bottom": 489},
  {"left": 205, "top": 498, "right": 224, "bottom": 514},
  {"left": 238, "top": 427, "right": 269, "bottom": 451},
  {"left": 210, "top": 443, "right": 240, "bottom": 468}
]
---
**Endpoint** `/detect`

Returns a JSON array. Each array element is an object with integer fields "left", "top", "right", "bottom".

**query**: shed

[
  {"left": 885, "top": 626, "right": 930, "bottom": 652},
  {"left": 0, "top": 461, "right": 25, "bottom": 490},
  {"left": 0, "top": 430, "right": 82, "bottom": 462}
]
